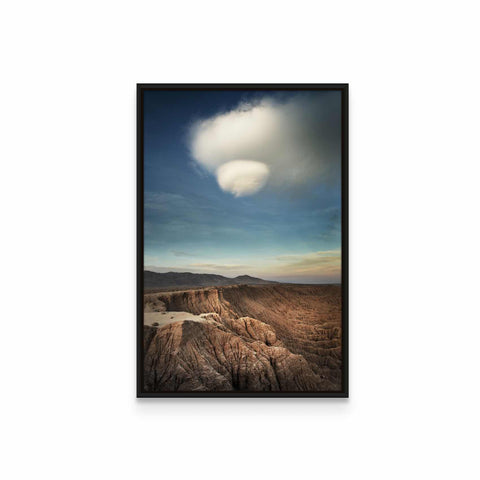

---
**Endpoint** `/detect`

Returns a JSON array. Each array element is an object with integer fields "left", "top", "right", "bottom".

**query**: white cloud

[
  {"left": 189, "top": 92, "right": 341, "bottom": 196},
  {"left": 216, "top": 160, "right": 270, "bottom": 197}
]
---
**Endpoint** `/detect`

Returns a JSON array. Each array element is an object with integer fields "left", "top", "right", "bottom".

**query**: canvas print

[{"left": 138, "top": 84, "right": 348, "bottom": 396}]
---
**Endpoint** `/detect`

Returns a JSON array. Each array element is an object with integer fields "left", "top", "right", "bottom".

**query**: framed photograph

[{"left": 137, "top": 84, "right": 348, "bottom": 397}]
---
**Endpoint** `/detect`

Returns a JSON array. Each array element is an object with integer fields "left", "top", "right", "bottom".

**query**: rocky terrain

[{"left": 142, "top": 284, "right": 342, "bottom": 392}]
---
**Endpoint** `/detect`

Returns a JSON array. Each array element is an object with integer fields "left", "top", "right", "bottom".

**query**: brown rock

[{"left": 143, "top": 284, "right": 342, "bottom": 392}]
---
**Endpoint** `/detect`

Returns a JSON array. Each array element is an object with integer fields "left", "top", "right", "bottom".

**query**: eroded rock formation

[{"left": 143, "top": 284, "right": 342, "bottom": 392}]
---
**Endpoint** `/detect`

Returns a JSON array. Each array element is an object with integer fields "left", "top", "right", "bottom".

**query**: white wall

[{"left": 1, "top": 1, "right": 479, "bottom": 479}]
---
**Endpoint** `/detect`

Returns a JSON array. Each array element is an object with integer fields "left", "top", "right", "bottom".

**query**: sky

[{"left": 143, "top": 89, "right": 342, "bottom": 283}]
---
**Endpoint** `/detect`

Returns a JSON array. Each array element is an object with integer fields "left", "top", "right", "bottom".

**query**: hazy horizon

[
  {"left": 144, "top": 265, "right": 341, "bottom": 285},
  {"left": 144, "top": 90, "right": 341, "bottom": 284}
]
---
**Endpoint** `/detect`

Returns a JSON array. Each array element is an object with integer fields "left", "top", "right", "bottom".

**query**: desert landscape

[
  {"left": 142, "top": 271, "right": 342, "bottom": 392},
  {"left": 141, "top": 89, "right": 344, "bottom": 394}
]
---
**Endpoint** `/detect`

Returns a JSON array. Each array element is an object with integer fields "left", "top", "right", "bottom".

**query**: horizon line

[{"left": 144, "top": 268, "right": 340, "bottom": 285}]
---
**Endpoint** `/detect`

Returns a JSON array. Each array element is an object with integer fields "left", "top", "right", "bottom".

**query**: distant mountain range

[{"left": 144, "top": 271, "right": 277, "bottom": 289}]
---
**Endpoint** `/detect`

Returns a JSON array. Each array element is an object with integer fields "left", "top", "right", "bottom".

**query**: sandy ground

[{"left": 144, "top": 311, "right": 207, "bottom": 328}]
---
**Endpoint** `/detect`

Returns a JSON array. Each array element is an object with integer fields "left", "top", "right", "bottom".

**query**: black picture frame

[{"left": 137, "top": 84, "right": 349, "bottom": 398}]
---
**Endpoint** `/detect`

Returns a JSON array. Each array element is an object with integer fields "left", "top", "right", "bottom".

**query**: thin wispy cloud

[
  {"left": 171, "top": 250, "right": 194, "bottom": 257},
  {"left": 276, "top": 249, "right": 340, "bottom": 261},
  {"left": 146, "top": 249, "right": 340, "bottom": 283},
  {"left": 189, "top": 263, "right": 251, "bottom": 271},
  {"left": 273, "top": 250, "right": 341, "bottom": 276}
]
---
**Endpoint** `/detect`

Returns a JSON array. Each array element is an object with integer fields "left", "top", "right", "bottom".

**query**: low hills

[{"left": 144, "top": 270, "right": 277, "bottom": 289}]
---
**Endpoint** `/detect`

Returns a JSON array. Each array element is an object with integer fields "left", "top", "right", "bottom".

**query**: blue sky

[{"left": 143, "top": 89, "right": 341, "bottom": 283}]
